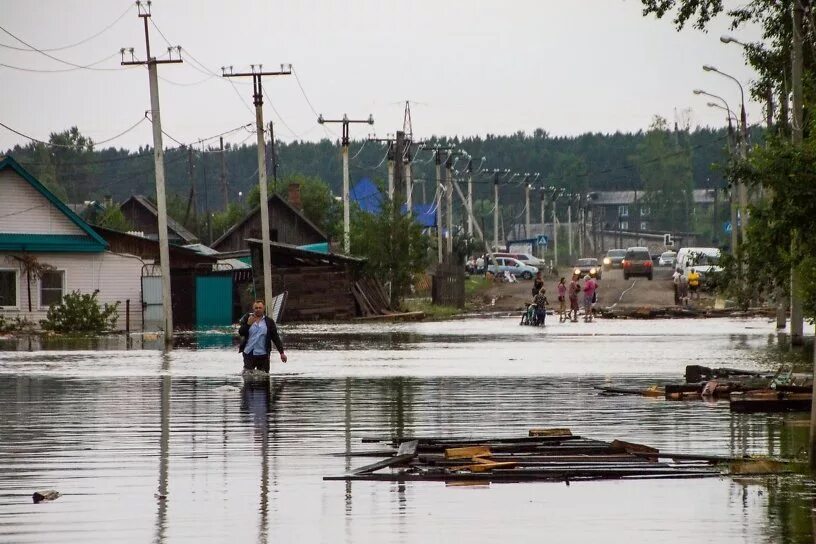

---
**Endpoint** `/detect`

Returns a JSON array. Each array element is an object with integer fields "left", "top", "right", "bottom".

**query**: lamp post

[
  {"left": 702, "top": 99, "right": 739, "bottom": 260},
  {"left": 703, "top": 66, "right": 750, "bottom": 232}
]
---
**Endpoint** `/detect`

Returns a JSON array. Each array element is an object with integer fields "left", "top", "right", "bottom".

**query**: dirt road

[{"left": 470, "top": 265, "right": 676, "bottom": 312}]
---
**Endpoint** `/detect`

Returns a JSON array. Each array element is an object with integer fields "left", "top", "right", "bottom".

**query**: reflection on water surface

[{"left": 0, "top": 317, "right": 814, "bottom": 543}]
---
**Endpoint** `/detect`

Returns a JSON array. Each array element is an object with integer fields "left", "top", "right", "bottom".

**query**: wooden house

[
  {"left": 212, "top": 192, "right": 327, "bottom": 253},
  {"left": 0, "top": 157, "right": 144, "bottom": 330},
  {"left": 120, "top": 194, "right": 199, "bottom": 244}
]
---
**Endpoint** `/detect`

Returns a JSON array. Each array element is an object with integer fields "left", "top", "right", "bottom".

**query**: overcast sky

[{"left": 0, "top": 0, "right": 763, "bottom": 151}]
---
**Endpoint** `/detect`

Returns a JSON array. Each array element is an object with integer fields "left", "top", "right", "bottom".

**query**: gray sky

[{"left": 0, "top": 0, "right": 763, "bottom": 151}]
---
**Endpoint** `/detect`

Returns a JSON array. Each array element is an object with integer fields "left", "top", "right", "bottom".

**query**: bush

[
  {"left": 41, "top": 290, "right": 119, "bottom": 334},
  {"left": 0, "top": 315, "right": 35, "bottom": 333}
]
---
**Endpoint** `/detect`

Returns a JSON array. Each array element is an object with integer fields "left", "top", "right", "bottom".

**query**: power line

[
  {"left": 0, "top": 51, "right": 121, "bottom": 73},
  {"left": 0, "top": 4, "right": 133, "bottom": 52},
  {"left": 0, "top": 117, "right": 148, "bottom": 148},
  {"left": 262, "top": 87, "right": 300, "bottom": 139},
  {"left": 0, "top": 24, "right": 123, "bottom": 71}
]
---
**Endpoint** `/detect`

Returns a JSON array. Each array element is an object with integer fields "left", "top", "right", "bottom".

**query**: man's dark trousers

[{"left": 243, "top": 353, "right": 271, "bottom": 372}]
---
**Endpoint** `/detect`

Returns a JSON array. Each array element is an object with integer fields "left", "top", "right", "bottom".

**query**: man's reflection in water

[{"left": 240, "top": 378, "right": 285, "bottom": 544}]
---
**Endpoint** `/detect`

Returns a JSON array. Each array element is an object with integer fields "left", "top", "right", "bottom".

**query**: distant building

[
  {"left": 211, "top": 189, "right": 327, "bottom": 253},
  {"left": 588, "top": 189, "right": 718, "bottom": 233},
  {"left": 120, "top": 194, "right": 199, "bottom": 244}
]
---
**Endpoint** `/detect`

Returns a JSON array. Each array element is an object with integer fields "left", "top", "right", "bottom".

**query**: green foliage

[
  {"left": 350, "top": 195, "right": 430, "bottom": 307},
  {"left": 95, "top": 206, "right": 132, "bottom": 231},
  {"left": 634, "top": 116, "right": 695, "bottom": 232},
  {"left": 41, "top": 290, "right": 119, "bottom": 334},
  {"left": 246, "top": 173, "right": 341, "bottom": 238},
  {"left": 0, "top": 315, "right": 35, "bottom": 333}
]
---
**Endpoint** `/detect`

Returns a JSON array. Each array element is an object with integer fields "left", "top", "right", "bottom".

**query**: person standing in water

[
  {"left": 532, "top": 270, "right": 544, "bottom": 297},
  {"left": 238, "top": 299, "right": 287, "bottom": 372},
  {"left": 568, "top": 276, "right": 580, "bottom": 323},
  {"left": 557, "top": 277, "right": 567, "bottom": 322}
]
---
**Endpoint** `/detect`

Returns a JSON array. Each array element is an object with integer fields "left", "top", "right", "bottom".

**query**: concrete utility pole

[
  {"left": 523, "top": 175, "right": 531, "bottom": 239},
  {"left": 791, "top": 1, "right": 805, "bottom": 348},
  {"left": 551, "top": 188, "right": 561, "bottom": 269},
  {"left": 444, "top": 153, "right": 454, "bottom": 257},
  {"left": 451, "top": 177, "right": 495, "bottom": 271},
  {"left": 466, "top": 159, "right": 474, "bottom": 236},
  {"left": 121, "top": 1, "right": 182, "bottom": 344},
  {"left": 220, "top": 136, "right": 228, "bottom": 212},
  {"left": 318, "top": 113, "right": 374, "bottom": 253},
  {"left": 493, "top": 171, "right": 500, "bottom": 251},
  {"left": 435, "top": 151, "right": 444, "bottom": 264},
  {"left": 567, "top": 197, "right": 574, "bottom": 258},
  {"left": 394, "top": 131, "right": 406, "bottom": 206},
  {"left": 224, "top": 64, "right": 292, "bottom": 301},
  {"left": 404, "top": 145, "right": 413, "bottom": 216},
  {"left": 387, "top": 144, "right": 395, "bottom": 201}
]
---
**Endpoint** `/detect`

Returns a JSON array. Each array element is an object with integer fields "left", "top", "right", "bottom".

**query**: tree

[
  {"left": 10, "top": 254, "right": 55, "bottom": 312},
  {"left": 634, "top": 116, "right": 694, "bottom": 232},
  {"left": 94, "top": 206, "right": 133, "bottom": 231},
  {"left": 350, "top": 197, "right": 430, "bottom": 307}
]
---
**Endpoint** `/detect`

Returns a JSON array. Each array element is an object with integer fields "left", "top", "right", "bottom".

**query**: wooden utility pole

[
  {"left": 493, "top": 170, "right": 500, "bottom": 251},
  {"left": 466, "top": 159, "right": 474, "bottom": 236},
  {"left": 183, "top": 146, "right": 196, "bottom": 227},
  {"left": 445, "top": 152, "right": 454, "bottom": 257},
  {"left": 200, "top": 141, "right": 211, "bottom": 243},
  {"left": 436, "top": 151, "right": 444, "bottom": 263},
  {"left": 524, "top": 176, "right": 531, "bottom": 239},
  {"left": 224, "top": 64, "right": 292, "bottom": 301},
  {"left": 318, "top": 114, "right": 374, "bottom": 253},
  {"left": 121, "top": 0, "right": 182, "bottom": 344},
  {"left": 269, "top": 121, "right": 279, "bottom": 193},
  {"left": 220, "top": 137, "right": 228, "bottom": 211}
]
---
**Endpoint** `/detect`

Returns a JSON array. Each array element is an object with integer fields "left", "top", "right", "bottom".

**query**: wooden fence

[{"left": 432, "top": 261, "right": 465, "bottom": 308}]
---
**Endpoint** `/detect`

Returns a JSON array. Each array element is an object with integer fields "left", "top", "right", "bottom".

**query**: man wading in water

[{"left": 238, "top": 299, "right": 287, "bottom": 372}]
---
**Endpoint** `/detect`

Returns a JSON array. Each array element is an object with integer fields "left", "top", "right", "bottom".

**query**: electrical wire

[
  {"left": 0, "top": 117, "right": 147, "bottom": 148},
  {"left": 291, "top": 66, "right": 335, "bottom": 137},
  {"left": 0, "top": 4, "right": 133, "bottom": 52},
  {"left": 262, "top": 87, "right": 301, "bottom": 139},
  {"left": 0, "top": 51, "right": 121, "bottom": 73},
  {"left": 349, "top": 139, "right": 368, "bottom": 160},
  {"left": 0, "top": 24, "right": 123, "bottom": 71}
]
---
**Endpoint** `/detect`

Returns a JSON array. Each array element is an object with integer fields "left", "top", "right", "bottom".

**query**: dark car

[
  {"left": 622, "top": 247, "right": 653, "bottom": 280},
  {"left": 573, "top": 258, "right": 602, "bottom": 280},
  {"left": 603, "top": 249, "right": 626, "bottom": 270}
]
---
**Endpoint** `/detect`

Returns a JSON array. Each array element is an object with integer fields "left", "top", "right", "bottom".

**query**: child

[
  {"left": 534, "top": 288, "right": 549, "bottom": 326},
  {"left": 557, "top": 277, "right": 567, "bottom": 323},
  {"left": 569, "top": 276, "right": 580, "bottom": 323}
]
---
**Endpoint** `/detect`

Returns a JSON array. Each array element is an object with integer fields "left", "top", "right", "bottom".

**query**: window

[
  {"left": 0, "top": 270, "right": 18, "bottom": 309},
  {"left": 619, "top": 221, "right": 629, "bottom": 231},
  {"left": 640, "top": 222, "right": 648, "bottom": 231},
  {"left": 640, "top": 206, "right": 650, "bottom": 217},
  {"left": 618, "top": 205, "right": 629, "bottom": 217},
  {"left": 40, "top": 270, "right": 65, "bottom": 308}
]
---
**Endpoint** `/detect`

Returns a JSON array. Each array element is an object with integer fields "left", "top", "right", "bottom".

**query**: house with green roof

[{"left": 0, "top": 156, "right": 144, "bottom": 330}]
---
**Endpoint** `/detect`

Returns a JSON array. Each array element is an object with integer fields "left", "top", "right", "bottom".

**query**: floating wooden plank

[
  {"left": 397, "top": 440, "right": 418, "bottom": 456},
  {"left": 610, "top": 440, "right": 659, "bottom": 456},
  {"left": 445, "top": 445, "right": 491, "bottom": 460},
  {"left": 528, "top": 428, "right": 572, "bottom": 437},
  {"left": 351, "top": 453, "right": 415, "bottom": 475},
  {"left": 449, "top": 461, "right": 519, "bottom": 473}
]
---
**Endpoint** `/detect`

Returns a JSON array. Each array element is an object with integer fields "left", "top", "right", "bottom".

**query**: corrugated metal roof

[{"left": 0, "top": 233, "right": 105, "bottom": 252}]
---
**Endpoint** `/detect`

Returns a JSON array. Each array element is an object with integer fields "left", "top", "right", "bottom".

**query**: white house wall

[
  {"left": 0, "top": 170, "right": 85, "bottom": 235},
  {"left": 0, "top": 251, "right": 146, "bottom": 331}
]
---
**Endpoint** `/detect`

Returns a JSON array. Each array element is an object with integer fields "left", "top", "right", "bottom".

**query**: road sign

[
  {"left": 536, "top": 235, "right": 549, "bottom": 247},
  {"left": 724, "top": 221, "right": 732, "bottom": 233},
  {"left": 663, "top": 233, "right": 673, "bottom": 246}
]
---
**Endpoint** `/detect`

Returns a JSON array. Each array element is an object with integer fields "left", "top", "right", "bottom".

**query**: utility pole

[
  {"left": 269, "top": 121, "right": 279, "bottom": 193},
  {"left": 387, "top": 143, "right": 395, "bottom": 201},
  {"left": 200, "top": 141, "right": 211, "bottom": 243},
  {"left": 436, "top": 150, "right": 444, "bottom": 263},
  {"left": 404, "top": 144, "right": 413, "bottom": 216},
  {"left": 445, "top": 152, "right": 455, "bottom": 257},
  {"left": 567, "top": 196, "right": 573, "bottom": 259},
  {"left": 318, "top": 113, "right": 374, "bottom": 253},
  {"left": 220, "top": 136, "right": 228, "bottom": 212},
  {"left": 791, "top": 1, "right": 804, "bottom": 347},
  {"left": 121, "top": 1, "right": 182, "bottom": 344},
  {"left": 523, "top": 175, "right": 531, "bottom": 239},
  {"left": 551, "top": 188, "right": 561, "bottom": 269},
  {"left": 466, "top": 159, "right": 474, "bottom": 236},
  {"left": 493, "top": 170, "right": 500, "bottom": 251},
  {"left": 224, "top": 63, "right": 292, "bottom": 301},
  {"left": 183, "top": 146, "right": 196, "bottom": 227}
]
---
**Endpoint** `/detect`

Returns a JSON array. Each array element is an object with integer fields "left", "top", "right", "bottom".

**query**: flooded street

[{"left": 1, "top": 317, "right": 815, "bottom": 543}]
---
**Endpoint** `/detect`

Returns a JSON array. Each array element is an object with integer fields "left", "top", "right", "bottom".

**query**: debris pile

[{"left": 325, "top": 430, "right": 723, "bottom": 483}]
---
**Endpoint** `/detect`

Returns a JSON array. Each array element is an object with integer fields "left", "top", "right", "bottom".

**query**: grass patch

[
  {"left": 465, "top": 275, "right": 491, "bottom": 296},
  {"left": 402, "top": 298, "right": 462, "bottom": 320}
]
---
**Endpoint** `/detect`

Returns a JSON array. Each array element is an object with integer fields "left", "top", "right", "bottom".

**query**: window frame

[
  {"left": 39, "top": 269, "right": 66, "bottom": 310},
  {"left": 619, "top": 221, "right": 629, "bottom": 231},
  {"left": 618, "top": 205, "right": 629, "bottom": 218},
  {"left": 0, "top": 268, "right": 20, "bottom": 310},
  {"left": 640, "top": 221, "right": 648, "bottom": 231}
]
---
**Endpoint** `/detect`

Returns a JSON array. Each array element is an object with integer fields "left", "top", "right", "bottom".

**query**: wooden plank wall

[
  {"left": 432, "top": 261, "right": 465, "bottom": 308},
  {"left": 272, "top": 265, "right": 358, "bottom": 321}
]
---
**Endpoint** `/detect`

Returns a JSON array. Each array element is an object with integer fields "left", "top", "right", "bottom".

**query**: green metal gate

[{"left": 195, "top": 275, "right": 233, "bottom": 328}]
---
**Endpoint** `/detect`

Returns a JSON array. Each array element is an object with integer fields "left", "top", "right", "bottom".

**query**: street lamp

[
  {"left": 720, "top": 35, "right": 748, "bottom": 47},
  {"left": 693, "top": 89, "right": 734, "bottom": 119},
  {"left": 702, "top": 64, "right": 747, "bottom": 140}
]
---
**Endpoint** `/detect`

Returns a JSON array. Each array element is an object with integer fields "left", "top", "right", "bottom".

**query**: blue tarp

[
  {"left": 298, "top": 242, "right": 330, "bottom": 254},
  {"left": 350, "top": 177, "right": 382, "bottom": 214},
  {"left": 351, "top": 177, "right": 437, "bottom": 228}
]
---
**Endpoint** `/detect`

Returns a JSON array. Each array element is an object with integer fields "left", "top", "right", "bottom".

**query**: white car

[
  {"left": 487, "top": 257, "right": 538, "bottom": 280},
  {"left": 658, "top": 251, "right": 677, "bottom": 267}
]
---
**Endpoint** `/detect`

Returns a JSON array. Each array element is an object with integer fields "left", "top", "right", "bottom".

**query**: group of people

[
  {"left": 526, "top": 271, "right": 600, "bottom": 326},
  {"left": 672, "top": 268, "right": 700, "bottom": 306}
]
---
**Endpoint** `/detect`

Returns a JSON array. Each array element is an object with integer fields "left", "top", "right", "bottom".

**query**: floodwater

[{"left": 1, "top": 317, "right": 815, "bottom": 543}]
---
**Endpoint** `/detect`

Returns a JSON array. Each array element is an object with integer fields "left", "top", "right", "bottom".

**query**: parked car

[
  {"left": 493, "top": 252, "right": 545, "bottom": 269},
  {"left": 573, "top": 258, "right": 602, "bottom": 280},
  {"left": 487, "top": 257, "right": 537, "bottom": 280},
  {"left": 658, "top": 251, "right": 677, "bottom": 267},
  {"left": 675, "top": 247, "right": 722, "bottom": 285},
  {"left": 622, "top": 247, "right": 653, "bottom": 280},
  {"left": 602, "top": 249, "right": 626, "bottom": 270}
]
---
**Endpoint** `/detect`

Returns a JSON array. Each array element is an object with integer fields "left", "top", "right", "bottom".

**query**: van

[{"left": 675, "top": 247, "right": 722, "bottom": 281}]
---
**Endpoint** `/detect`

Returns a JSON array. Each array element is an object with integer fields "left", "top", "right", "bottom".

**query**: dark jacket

[{"left": 238, "top": 314, "right": 284, "bottom": 355}]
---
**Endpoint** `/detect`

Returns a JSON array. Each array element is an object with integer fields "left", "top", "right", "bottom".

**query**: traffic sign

[
  {"left": 724, "top": 221, "right": 732, "bottom": 233},
  {"left": 536, "top": 234, "right": 549, "bottom": 247}
]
